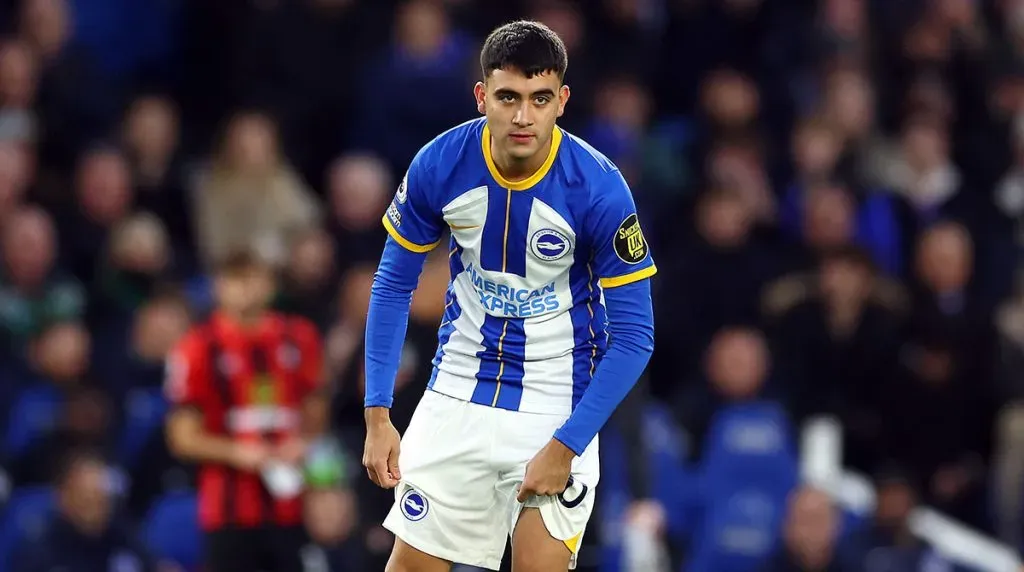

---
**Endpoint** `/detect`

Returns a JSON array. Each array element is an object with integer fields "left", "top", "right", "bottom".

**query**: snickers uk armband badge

[{"left": 613, "top": 213, "right": 649, "bottom": 264}]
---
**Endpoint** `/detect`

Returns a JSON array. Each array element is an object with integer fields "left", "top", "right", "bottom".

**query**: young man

[
  {"left": 363, "top": 21, "right": 656, "bottom": 572},
  {"left": 164, "top": 251, "right": 325, "bottom": 572}
]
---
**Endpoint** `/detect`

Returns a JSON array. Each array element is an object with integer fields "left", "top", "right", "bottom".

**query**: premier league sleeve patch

[
  {"left": 613, "top": 213, "right": 648, "bottom": 264},
  {"left": 395, "top": 174, "right": 408, "bottom": 204}
]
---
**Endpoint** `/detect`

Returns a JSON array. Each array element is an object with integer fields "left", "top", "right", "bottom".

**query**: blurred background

[{"left": 3, "top": 0, "right": 1024, "bottom": 570}]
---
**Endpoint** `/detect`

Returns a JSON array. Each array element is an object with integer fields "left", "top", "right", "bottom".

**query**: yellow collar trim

[{"left": 481, "top": 124, "right": 562, "bottom": 191}]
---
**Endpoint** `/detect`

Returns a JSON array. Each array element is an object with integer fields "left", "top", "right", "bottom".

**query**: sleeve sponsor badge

[
  {"left": 395, "top": 175, "right": 408, "bottom": 204},
  {"left": 613, "top": 213, "right": 648, "bottom": 264}
]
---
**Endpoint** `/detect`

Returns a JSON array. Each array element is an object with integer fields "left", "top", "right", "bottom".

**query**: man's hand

[
  {"left": 363, "top": 407, "right": 402, "bottom": 488},
  {"left": 517, "top": 438, "right": 575, "bottom": 502},
  {"left": 274, "top": 437, "right": 308, "bottom": 465},
  {"left": 230, "top": 442, "right": 271, "bottom": 473}
]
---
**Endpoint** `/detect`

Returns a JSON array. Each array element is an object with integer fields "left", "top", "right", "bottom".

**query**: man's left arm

[
  {"left": 555, "top": 168, "right": 657, "bottom": 455},
  {"left": 553, "top": 279, "right": 654, "bottom": 455},
  {"left": 518, "top": 169, "right": 655, "bottom": 499}
]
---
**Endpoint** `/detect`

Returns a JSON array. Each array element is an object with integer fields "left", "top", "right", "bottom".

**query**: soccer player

[
  {"left": 362, "top": 21, "right": 656, "bottom": 572},
  {"left": 165, "top": 251, "right": 325, "bottom": 572}
]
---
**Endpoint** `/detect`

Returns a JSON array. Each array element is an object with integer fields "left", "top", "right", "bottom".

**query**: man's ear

[
  {"left": 474, "top": 82, "right": 486, "bottom": 115},
  {"left": 557, "top": 84, "right": 570, "bottom": 118}
]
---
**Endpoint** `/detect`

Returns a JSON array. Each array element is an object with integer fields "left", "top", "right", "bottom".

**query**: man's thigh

[
  {"left": 501, "top": 429, "right": 600, "bottom": 571},
  {"left": 384, "top": 391, "right": 509, "bottom": 570},
  {"left": 511, "top": 508, "right": 574, "bottom": 572}
]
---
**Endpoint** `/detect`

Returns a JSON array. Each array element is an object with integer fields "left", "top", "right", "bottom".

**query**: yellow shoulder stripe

[
  {"left": 599, "top": 265, "right": 657, "bottom": 289},
  {"left": 382, "top": 215, "right": 440, "bottom": 253}
]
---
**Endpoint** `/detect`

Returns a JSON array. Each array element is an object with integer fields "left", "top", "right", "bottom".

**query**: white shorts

[{"left": 383, "top": 390, "right": 600, "bottom": 571}]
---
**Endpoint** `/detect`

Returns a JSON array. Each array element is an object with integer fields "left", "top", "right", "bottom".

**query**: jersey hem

[
  {"left": 382, "top": 215, "right": 441, "bottom": 253},
  {"left": 427, "top": 387, "right": 573, "bottom": 416},
  {"left": 599, "top": 264, "right": 657, "bottom": 288}
]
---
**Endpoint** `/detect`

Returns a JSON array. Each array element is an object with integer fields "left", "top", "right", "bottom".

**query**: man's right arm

[
  {"left": 364, "top": 146, "right": 443, "bottom": 413},
  {"left": 163, "top": 333, "right": 248, "bottom": 468},
  {"left": 363, "top": 237, "right": 429, "bottom": 413}
]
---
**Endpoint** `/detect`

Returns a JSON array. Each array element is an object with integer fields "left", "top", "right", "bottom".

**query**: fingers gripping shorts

[{"left": 382, "top": 390, "right": 600, "bottom": 571}]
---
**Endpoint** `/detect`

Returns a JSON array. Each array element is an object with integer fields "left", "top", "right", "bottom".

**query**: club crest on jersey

[
  {"left": 400, "top": 488, "right": 428, "bottom": 521},
  {"left": 530, "top": 229, "right": 571, "bottom": 262},
  {"left": 613, "top": 213, "right": 648, "bottom": 264},
  {"left": 395, "top": 175, "right": 408, "bottom": 204}
]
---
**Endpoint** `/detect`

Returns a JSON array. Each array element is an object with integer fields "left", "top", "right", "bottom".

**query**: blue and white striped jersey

[{"left": 382, "top": 117, "right": 657, "bottom": 415}]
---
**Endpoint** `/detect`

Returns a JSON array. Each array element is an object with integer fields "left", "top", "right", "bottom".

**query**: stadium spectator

[
  {"left": 878, "top": 329, "right": 988, "bottom": 529},
  {"left": 91, "top": 212, "right": 172, "bottom": 320},
  {"left": 844, "top": 471, "right": 965, "bottom": 570},
  {"left": 18, "top": 0, "right": 117, "bottom": 173},
  {"left": 763, "top": 245, "right": 907, "bottom": 471},
  {"left": 94, "top": 289, "right": 193, "bottom": 399},
  {"left": 4, "top": 321, "right": 97, "bottom": 486},
  {"left": 121, "top": 94, "right": 194, "bottom": 274},
  {"left": 275, "top": 228, "right": 338, "bottom": 331},
  {"left": 651, "top": 188, "right": 777, "bottom": 393},
  {"left": 672, "top": 325, "right": 773, "bottom": 459},
  {"left": 324, "top": 153, "right": 390, "bottom": 272},
  {"left": 301, "top": 483, "right": 362, "bottom": 571},
  {"left": 349, "top": 0, "right": 476, "bottom": 172},
  {"left": 12, "top": 448, "right": 157, "bottom": 572},
  {"left": 0, "top": 206, "right": 84, "bottom": 352},
  {"left": 12, "top": 384, "right": 112, "bottom": 488},
  {"left": 0, "top": 142, "right": 35, "bottom": 227},
  {"left": 192, "top": 111, "right": 320, "bottom": 270},
  {"left": 60, "top": 147, "right": 135, "bottom": 285},
  {"left": 763, "top": 487, "right": 850, "bottom": 571},
  {"left": 0, "top": 39, "right": 38, "bottom": 145},
  {"left": 165, "top": 250, "right": 324, "bottom": 572}
]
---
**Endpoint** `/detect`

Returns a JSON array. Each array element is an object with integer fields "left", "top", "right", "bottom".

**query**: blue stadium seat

[
  {"left": 117, "top": 387, "right": 169, "bottom": 467},
  {"left": 3, "top": 386, "right": 62, "bottom": 459},
  {"left": 685, "top": 401, "right": 799, "bottom": 572},
  {"left": 144, "top": 492, "right": 200, "bottom": 569},
  {"left": 0, "top": 487, "right": 55, "bottom": 566},
  {"left": 182, "top": 275, "right": 213, "bottom": 314}
]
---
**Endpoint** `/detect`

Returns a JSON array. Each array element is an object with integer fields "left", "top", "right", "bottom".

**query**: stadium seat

[
  {"left": 685, "top": 401, "right": 799, "bottom": 572},
  {"left": 0, "top": 486, "right": 55, "bottom": 565},
  {"left": 144, "top": 492, "right": 201, "bottom": 570},
  {"left": 3, "top": 386, "right": 62, "bottom": 459},
  {"left": 118, "top": 387, "right": 169, "bottom": 467},
  {"left": 182, "top": 275, "right": 214, "bottom": 314}
]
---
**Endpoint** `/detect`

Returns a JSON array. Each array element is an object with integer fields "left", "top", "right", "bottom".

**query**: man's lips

[{"left": 509, "top": 133, "right": 535, "bottom": 143}]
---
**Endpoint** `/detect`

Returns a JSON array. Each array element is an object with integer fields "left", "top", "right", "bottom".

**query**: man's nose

[{"left": 513, "top": 104, "right": 533, "bottom": 127}]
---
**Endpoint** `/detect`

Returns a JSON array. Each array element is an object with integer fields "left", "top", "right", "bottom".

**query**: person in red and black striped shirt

[{"left": 165, "top": 251, "right": 326, "bottom": 572}]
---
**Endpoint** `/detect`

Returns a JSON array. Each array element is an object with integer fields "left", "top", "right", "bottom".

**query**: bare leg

[
  {"left": 510, "top": 508, "right": 572, "bottom": 572},
  {"left": 386, "top": 537, "right": 453, "bottom": 572}
]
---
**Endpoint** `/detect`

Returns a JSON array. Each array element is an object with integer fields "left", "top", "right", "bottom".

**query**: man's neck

[
  {"left": 490, "top": 135, "right": 551, "bottom": 182},
  {"left": 220, "top": 310, "right": 265, "bottom": 330}
]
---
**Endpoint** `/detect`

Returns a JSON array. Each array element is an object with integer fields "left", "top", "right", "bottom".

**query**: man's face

[
  {"left": 215, "top": 266, "right": 275, "bottom": 318},
  {"left": 61, "top": 460, "right": 113, "bottom": 536},
  {"left": 474, "top": 68, "right": 569, "bottom": 162}
]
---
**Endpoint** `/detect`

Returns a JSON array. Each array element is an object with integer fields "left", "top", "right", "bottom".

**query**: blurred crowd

[{"left": 1, "top": 0, "right": 1024, "bottom": 570}]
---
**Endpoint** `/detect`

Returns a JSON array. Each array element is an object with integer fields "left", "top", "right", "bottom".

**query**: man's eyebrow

[{"left": 493, "top": 88, "right": 557, "bottom": 98}]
